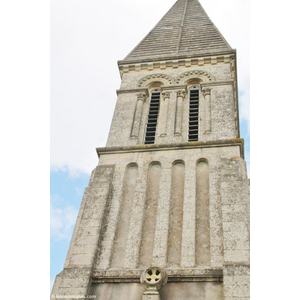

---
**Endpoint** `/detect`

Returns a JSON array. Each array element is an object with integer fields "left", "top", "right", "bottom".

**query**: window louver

[
  {"left": 188, "top": 86, "right": 199, "bottom": 142},
  {"left": 145, "top": 90, "right": 161, "bottom": 144}
]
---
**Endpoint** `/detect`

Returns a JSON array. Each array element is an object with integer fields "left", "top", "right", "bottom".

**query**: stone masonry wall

[{"left": 93, "top": 144, "right": 242, "bottom": 271}]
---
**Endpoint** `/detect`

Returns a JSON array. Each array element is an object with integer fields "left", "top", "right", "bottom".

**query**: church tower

[{"left": 51, "top": 0, "right": 250, "bottom": 299}]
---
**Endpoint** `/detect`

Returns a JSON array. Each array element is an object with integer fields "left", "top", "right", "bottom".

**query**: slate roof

[{"left": 123, "top": 0, "right": 232, "bottom": 62}]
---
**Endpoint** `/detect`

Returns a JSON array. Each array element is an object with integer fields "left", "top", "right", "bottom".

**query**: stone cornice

[
  {"left": 116, "top": 85, "right": 188, "bottom": 95},
  {"left": 118, "top": 51, "right": 236, "bottom": 76},
  {"left": 200, "top": 80, "right": 234, "bottom": 87},
  {"left": 161, "top": 85, "right": 187, "bottom": 92},
  {"left": 118, "top": 49, "right": 236, "bottom": 66},
  {"left": 96, "top": 138, "right": 245, "bottom": 159},
  {"left": 92, "top": 267, "right": 223, "bottom": 283},
  {"left": 223, "top": 262, "right": 250, "bottom": 267},
  {"left": 116, "top": 88, "right": 149, "bottom": 96},
  {"left": 116, "top": 81, "right": 234, "bottom": 95}
]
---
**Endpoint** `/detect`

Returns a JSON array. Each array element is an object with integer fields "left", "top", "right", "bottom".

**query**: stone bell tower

[{"left": 51, "top": 0, "right": 250, "bottom": 299}]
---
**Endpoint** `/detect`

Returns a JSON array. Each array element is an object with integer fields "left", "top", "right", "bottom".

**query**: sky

[{"left": 50, "top": 0, "right": 250, "bottom": 291}]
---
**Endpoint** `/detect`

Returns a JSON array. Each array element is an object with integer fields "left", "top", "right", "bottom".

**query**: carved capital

[
  {"left": 137, "top": 92, "right": 147, "bottom": 102},
  {"left": 161, "top": 91, "right": 171, "bottom": 100},
  {"left": 176, "top": 90, "right": 186, "bottom": 99},
  {"left": 202, "top": 87, "right": 211, "bottom": 97}
]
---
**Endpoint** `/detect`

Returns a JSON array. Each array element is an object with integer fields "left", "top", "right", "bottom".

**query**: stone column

[
  {"left": 124, "top": 163, "right": 148, "bottom": 269},
  {"left": 131, "top": 92, "right": 147, "bottom": 138},
  {"left": 152, "top": 164, "right": 172, "bottom": 266},
  {"left": 202, "top": 87, "right": 212, "bottom": 133},
  {"left": 181, "top": 159, "right": 196, "bottom": 268},
  {"left": 175, "top": 90, "right": 186, "bottom": 136},
  {"left": 159, "top": 91, "right": 171, "bottom": 137}
]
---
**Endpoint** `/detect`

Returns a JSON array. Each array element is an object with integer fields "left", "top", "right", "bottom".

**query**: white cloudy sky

[
  {"left": 50, "top": 195, "right": 78, "bottom": 241},
  {"left": 51, "top": 0, "right": 250, "bottom": 175}
]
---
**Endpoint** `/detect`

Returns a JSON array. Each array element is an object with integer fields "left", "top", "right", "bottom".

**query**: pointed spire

[{"left": 123, "top": 0, "right": 231, "bottom": 62}]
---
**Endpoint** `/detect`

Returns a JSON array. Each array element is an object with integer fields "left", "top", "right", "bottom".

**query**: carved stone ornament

[
  {"left": 137, "top": 92, "right": 147, "bottom": 102},
  {"left": 161, "top": 91, "right": 171, "bottom": 100},
  {"left": 176, "top": 90, "right": 186, "bottom": 99},
  {"left": 140, "top": 267, "right": 168, "bottom": 296},
  {"left": 202, "top": 87, "right": 211, "bottom": 96},
  {"left": 175, "top": 70, "right": 213, "bottom": 84},
  {"left": 137, "top": 74, "right": 173, "bottom": 88}
]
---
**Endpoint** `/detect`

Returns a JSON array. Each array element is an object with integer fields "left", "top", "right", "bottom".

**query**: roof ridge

[
  {"left": 123, "top": 0, "right": 184, "bottom": 61},
  {"left": 176, "top": 0, "right": 189, "bottom": 54}
]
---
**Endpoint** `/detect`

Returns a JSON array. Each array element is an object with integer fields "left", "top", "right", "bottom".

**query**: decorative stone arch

[
  {"left": 172, "top": 159, "right": 185, "bottom": 166},
  {"left": 126, "top": 162, "right": 139, "bottom": 168},
  {"left": 175, "top": 70, "right": 214, "bottom": 85},
  {"left": 137, "top": 74, "right": 173, "bottom": 88},
  {"left": 196, "top": 157, "right": 209, "bottom": 165},
  {"left": 149, "top": 161, "right": 162, "bottom": 167}
]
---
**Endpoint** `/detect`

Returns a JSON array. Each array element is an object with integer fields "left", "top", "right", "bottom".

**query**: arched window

[
  {"left": 188, "top": 85, "right": 200, "bottom": 141},
  {"left": 144, "top": 89, "right": 161, "bottom": 144}
]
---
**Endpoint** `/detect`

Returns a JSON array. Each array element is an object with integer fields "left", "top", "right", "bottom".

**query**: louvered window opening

[
  {"left": 145, "top": 90, "right": 161, "bottom": 144},
  {"left": 188, "top": 86, "right": 199, "bottom": 142}
]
